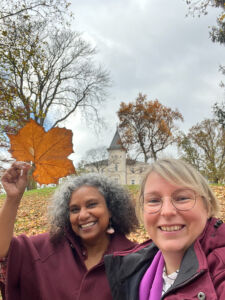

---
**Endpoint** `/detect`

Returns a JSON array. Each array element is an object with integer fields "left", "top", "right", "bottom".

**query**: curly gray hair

[{"left": 48, "top": 173, "right": 138, "bottom": 242}]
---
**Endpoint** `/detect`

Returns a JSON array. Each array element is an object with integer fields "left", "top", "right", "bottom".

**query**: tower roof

[{"left": 108, "top": 129, "right": 126, "bottom": 151}]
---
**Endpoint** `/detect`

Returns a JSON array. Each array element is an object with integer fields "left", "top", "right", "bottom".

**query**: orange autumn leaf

[{"left": 8, "top": 119, "right": 76, "bottom": 184}]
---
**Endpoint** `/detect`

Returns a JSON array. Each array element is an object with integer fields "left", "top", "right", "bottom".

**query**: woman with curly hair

[{"left": 0, "top": 161, "right": 138, "bottom": 300}]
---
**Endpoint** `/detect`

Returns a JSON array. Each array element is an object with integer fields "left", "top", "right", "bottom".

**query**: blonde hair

[{"left": 140, "top": 158, "right": 219, "bottom": 216}]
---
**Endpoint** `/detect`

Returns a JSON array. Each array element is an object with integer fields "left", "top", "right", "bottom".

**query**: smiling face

[
  {"left": 143, "top": 172, "right": 209, "bottom": 259},
  {"left": 69, "top": 186, "right": 111, "bottom": 246}
]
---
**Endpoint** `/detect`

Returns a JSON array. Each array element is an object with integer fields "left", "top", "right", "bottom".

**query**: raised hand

[{"left": 1, "top": 161, "right": 31, "bottom": 201}]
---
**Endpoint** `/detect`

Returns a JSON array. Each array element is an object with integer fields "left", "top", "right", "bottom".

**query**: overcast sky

[{"left": 63, "top": 0, "right": 225, "bottom": 166}]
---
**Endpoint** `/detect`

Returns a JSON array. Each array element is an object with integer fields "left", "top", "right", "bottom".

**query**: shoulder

[
  {"left": 10, "top": 233, "right": 67, "bottom": 260},
  {"left": 12, "top": 232, "right": 51, "bottom": 249},
  {"left": 197, "top": 218, "right": 225, "bottom": 274},
  {"left": 199, "top": 218, "right": 225, "bottom": 249},
  {"left": 104, "top": 239, "right": 156, "bottom": 273},
  {"left": 108, "top": 233, "right": 137, "bottom": 253},
  {"left": 112, "top": 238, "right": 152, "bottom": 256}
]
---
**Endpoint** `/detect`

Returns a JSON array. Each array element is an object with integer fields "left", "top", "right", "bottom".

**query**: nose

[
  {"left": 78, "top": 207, "right": 90, "bottom": 220},
  {"left": 160, "top": 198, "right": 177, "bottom": 216}
]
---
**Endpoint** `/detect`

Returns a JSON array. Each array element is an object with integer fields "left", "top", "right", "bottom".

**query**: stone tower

[{"left": 107, "top": 129, "right": 127, "bottom": 184}]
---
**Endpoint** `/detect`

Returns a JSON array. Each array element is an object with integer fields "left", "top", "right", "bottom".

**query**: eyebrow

[
  {"left": 144, "top": 192, "right": 161, "bottom": 196},
  {"left": 144, "top": 188, "right": 192, "bottom": 196},
  {"left": 69, "top": 204, "right": 79, "bottom": 208},
  {"left": 69, "top": 198, "right": 100, "bottom": 207}
]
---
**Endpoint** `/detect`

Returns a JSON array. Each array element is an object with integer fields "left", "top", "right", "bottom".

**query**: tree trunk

[{"left": 27, "top": 164, "right": 37, "bottom": 190}]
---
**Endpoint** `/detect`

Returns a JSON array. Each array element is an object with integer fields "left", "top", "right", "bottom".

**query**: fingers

[
  {"left": 2, "top": 161, "right": 31, "bottom": 183},
  {"left": 11, "top": 161, "right": 31, "bottom": 171},
  {"left": 14, "top": 161, "right": 31, "bottom": 178}
]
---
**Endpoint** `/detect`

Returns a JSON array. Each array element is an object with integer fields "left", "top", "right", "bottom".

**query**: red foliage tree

[{"left": 118, "top": 93, "right": 183, "bottom": 162}]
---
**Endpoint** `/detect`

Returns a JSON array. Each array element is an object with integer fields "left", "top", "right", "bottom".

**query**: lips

[
  {"left": 79, "top": 221, "right": 96, "bottom": 229},
  {"left": 159, "top": 225, "right": 184, "bottom": 232}
]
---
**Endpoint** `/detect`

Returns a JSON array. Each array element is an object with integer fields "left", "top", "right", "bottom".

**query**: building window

[
  {"left": 115, "top": 164, "right": 118, "bottom": 171},
  {"left": 131, "top": 179, "right": 135, "bottom": 185}
]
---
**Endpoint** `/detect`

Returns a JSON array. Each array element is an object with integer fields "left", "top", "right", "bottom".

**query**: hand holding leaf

[
  {"left": 1, "top": 162, "right": 31, "bottom": 201},
  {"left": 8, "top": 120, "right": 76, "bottom": 184}
]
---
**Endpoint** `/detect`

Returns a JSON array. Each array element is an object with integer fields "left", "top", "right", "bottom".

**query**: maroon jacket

[
  {"left": 105, "top": 218, "right": 225, "bottom": 299},
  {"left": 3, "top": 232, "right": 135, "bottom": 300}
]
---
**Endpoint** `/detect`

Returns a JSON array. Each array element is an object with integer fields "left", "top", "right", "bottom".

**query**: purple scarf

[{"left": 139, "top": 250, "right": 164, "bottom": 300}]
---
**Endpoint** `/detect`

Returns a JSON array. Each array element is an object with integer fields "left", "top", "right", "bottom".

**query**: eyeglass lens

[{"left": 144, "top": 189, "right": 196, "bottom": 214}]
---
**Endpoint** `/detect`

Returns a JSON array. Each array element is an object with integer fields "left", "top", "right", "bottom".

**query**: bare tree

[
  {"left": 0, "top": 0, "right": 70, "bottom": 21},
  {"left": 178, "top": 118, "right": 225, "bottom": 183},
  {"left": 185, "top": 0, "right": 225, "bottom": 17},
  {"left": 0, "top": 18, "right": 110, "bottom": 135},
  {"left": 84, "top": 146, "right": 108, "bottom": 173},
  {"left": 213, "top": 101, "right": 225, "bottom": 128},
  {"left": 185, "top": 1, "right": 225, "bottom": 91}
]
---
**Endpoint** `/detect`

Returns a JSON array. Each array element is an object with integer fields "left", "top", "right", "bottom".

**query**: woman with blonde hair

[{"left": 105, "top": 158, "right": 225, "bottom": 299}]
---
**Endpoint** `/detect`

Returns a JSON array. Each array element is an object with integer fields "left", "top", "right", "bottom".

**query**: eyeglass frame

[{"left": 143, "top": 188, "right": 197, "bottom": 214}]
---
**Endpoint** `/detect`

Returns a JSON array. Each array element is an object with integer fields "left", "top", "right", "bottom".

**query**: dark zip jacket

[{"left": 104, "top": 218, "right": 225, "bottom": 300}]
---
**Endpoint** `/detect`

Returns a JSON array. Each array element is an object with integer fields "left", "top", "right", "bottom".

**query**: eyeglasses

[{"left": 143, "top": 189, "right": 196, "bottom": 214}]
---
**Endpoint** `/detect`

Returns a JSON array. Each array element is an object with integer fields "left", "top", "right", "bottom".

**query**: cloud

[{"left": 67, "top": 0, "right": 225, "bottom": 164}]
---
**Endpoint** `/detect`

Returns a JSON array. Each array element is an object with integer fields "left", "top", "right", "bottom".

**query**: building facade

[{"left": 85, "top": 130, "right": 149, "bottom": 185}]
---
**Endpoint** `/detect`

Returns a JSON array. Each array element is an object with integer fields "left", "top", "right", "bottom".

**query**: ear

[{"left": 207, "top": 203, "right": 212, "bottom": 219}]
